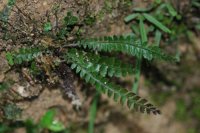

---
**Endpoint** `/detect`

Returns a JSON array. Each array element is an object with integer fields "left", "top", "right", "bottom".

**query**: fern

[
  {"left": 77, "top": 35, "right": 177, "bottom": 62},
  {"left": 6, "top": 47, "right": 43, "bottom": 65},
  {"left": 65, "top": 48, "right": 160, "bottom": 114},
  {"left": 66, "top": 49, "right": 134, "bottom": 77},
  {"left": 2, "top": 2, "right": 179, "bottom": 115}
]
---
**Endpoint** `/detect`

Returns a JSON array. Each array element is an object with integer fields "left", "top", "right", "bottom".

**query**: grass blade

[
  {"left": 131, "top": 24, "right": 140, "bottom": 35},
  {"left": 142, "top": 13, "right": 171, "bottom": 33},
  {"left": 155, "top": 30, "right": 162, "bottom": 46},
  {"left": 139, "top": 16, "right": 148, "bottom": 44},
  {"left": 166, "top": 3, "right": 177, "bottom": 17},
  {"left": 124, "top": 13, "right": 139, "bottom": 23}
]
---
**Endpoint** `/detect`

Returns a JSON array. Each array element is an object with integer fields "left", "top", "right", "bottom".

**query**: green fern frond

[
  {"left": 66, "top": 49, "right": 134, "bottom": 77},
  {"left": 78, "top": 35, "right": 177, "bottom": 62},
  {"left": 6, "top": 47, "right": 43, "bottom": 65},
  {"left": 0, "top": 0, "right": 16, "bottom": 26},
  {"left": 65, "top": 48, "right": 160, "bottom": 114}
]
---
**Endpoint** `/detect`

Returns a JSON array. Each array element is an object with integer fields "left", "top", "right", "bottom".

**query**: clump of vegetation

[{"left": 0, "top": 0, "right": 178, "bottom": 116}]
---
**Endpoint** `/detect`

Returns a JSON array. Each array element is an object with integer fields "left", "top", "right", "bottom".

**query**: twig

[{"left": 62, "top": 43, "right": 79, "bottom": 48}]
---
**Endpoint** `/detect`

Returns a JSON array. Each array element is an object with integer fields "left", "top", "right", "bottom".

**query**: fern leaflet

[{"left": 6, "top": 47, "right": 43, "bottom": 65}]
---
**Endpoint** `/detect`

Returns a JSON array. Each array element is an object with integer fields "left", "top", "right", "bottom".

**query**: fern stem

[
  {"left": 132, "top": 58, "right": 141, "bottom": 94},
  {"left": 88, "top": 93, "right": 99, "bottom": 133},
  {"left": 132, "top": 16, "right": 146, "bottom": 93}
]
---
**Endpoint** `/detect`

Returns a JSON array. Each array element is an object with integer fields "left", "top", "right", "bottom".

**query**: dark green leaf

[
  {"left": 8, "top": 0, "right": 16, "bottom": 6},
  {"left": 0, "top": 82, "right": 9, "bottom": 91},
  {"left": 64, "top": 12, "right": 78, "bottom": 26}
]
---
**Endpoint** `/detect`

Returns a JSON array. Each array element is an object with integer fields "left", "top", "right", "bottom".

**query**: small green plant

[
  {"left": 0, "top": 109, "right": 69, "bottom": 133},
  {"left": 39, "top": 110, "right": 65, "bottom": 132}
]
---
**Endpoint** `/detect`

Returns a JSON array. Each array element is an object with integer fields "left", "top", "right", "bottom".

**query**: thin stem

[{"left": 88, "top": 93, "right": 99, "bottom": 133}]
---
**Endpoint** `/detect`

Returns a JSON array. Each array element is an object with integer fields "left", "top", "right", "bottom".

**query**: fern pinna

[
  {"left": 77, "top": 35, "right": 176, "bottom": 62},
  {"left": 6, "top": 35, "right": 176, "bottom": 115}
]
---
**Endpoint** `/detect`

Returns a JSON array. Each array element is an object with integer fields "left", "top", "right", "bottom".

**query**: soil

[{"left": 1, "top": 0, "right": 200, "bottom": 133}]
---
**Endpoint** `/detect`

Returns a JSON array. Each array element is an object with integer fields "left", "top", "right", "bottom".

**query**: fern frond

[
  {"left": 78, "top": 35, "right": 177, "bottom": 62},
  {"left": 0, "top": 0, "right": 16, "bottom": 26},
  {"left": 65, "top": 49, "right": 160, "bottom": 114},
  {"left": 6, "top": 47, "right": 43, "bottom": 65},
  {"left": 66, "top": 49, "right": 134, "bottom": 77}
]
